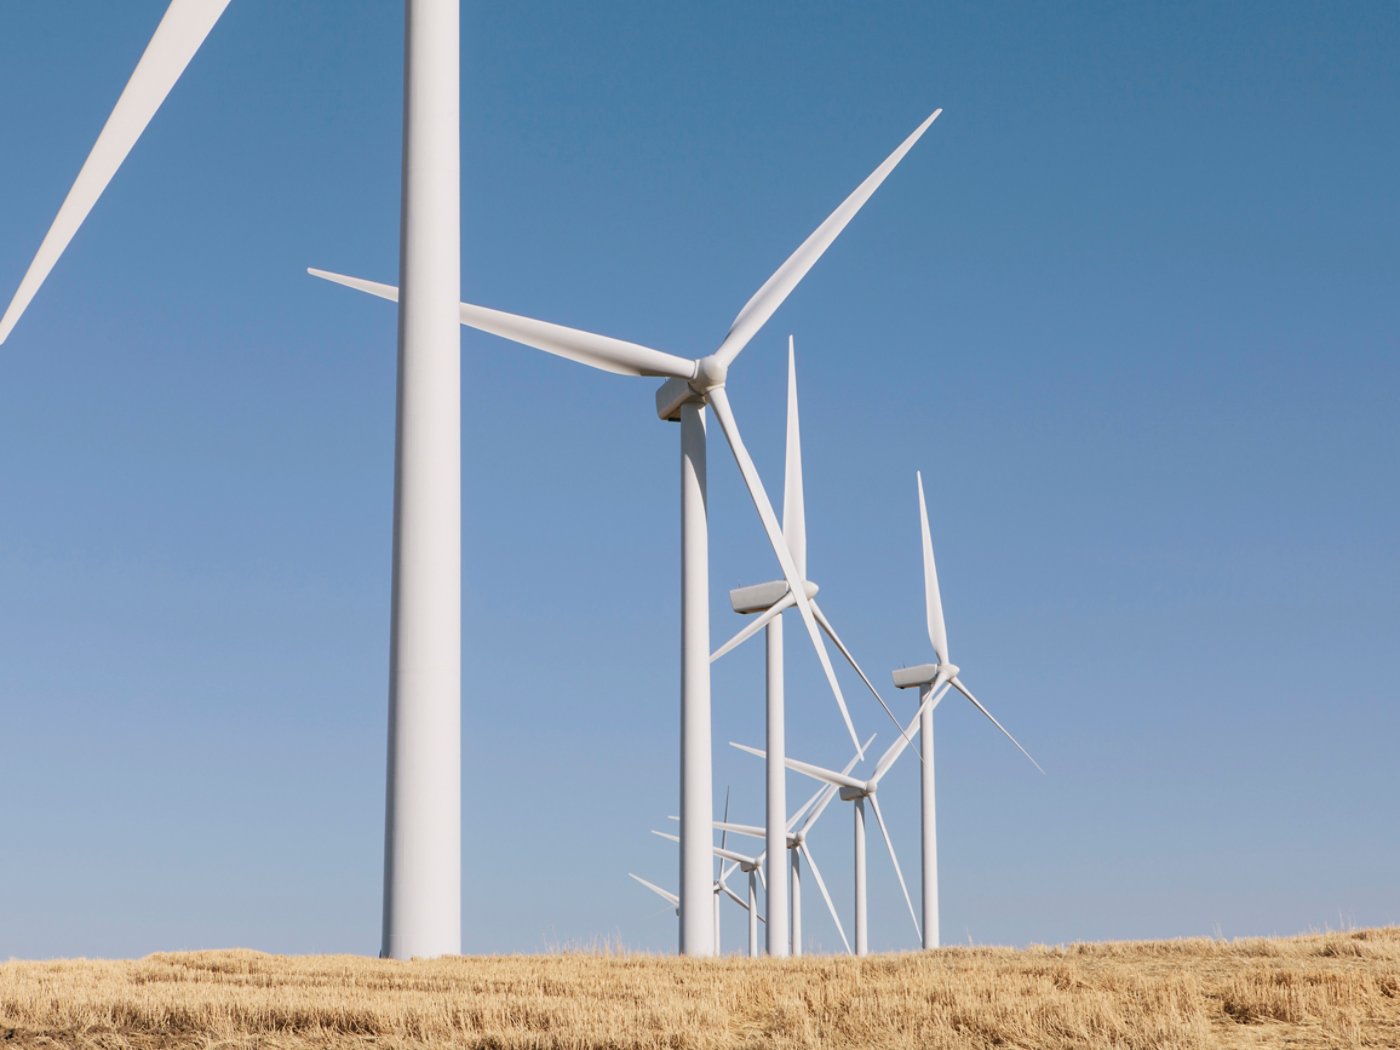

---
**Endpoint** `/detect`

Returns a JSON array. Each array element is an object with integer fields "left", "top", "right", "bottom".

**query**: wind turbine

[
  {"left": 735, "top": 727, "right": 928, "bottom": 955},
  {"left": 1, "top": 0, "right": 464, "bottom": 960},
  {"left": 890, "top": 471, "right": 1043, "bottom": 947},
  {"left": 653, "top": 789, "right": 767, "bottom": 957},
  {"left": 716, "top": 737, "right": 871, "bottom": 956},
  {"left": 711, "top": 336, "right": 905, "bottom": 956},
  {"left": 310, "top": 109, "right": 942, "bottom": 955}
]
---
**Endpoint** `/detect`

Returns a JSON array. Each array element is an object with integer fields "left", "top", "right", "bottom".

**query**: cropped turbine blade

[
  {"left": 783, "top": 336, "right": 807, "bottom": 579},
  {"left": 710, "top": 590, "right": 796, "bottom": 662},
  {"left": 916, "top": 471, "right": 950, "bottom": 663},
  {"left": 800, "top": 844, "right": 852, "bottom": 955},
  {"left": 0, "top": 0, "right": 232, "bottom": 344},
  {"left": 952, "top": 677, "right": 1045, "bottom": 774},
  {"left": 708, "top": 387, "right": 864, "bottom": 758},
  {"left": 652, "top": 830, "right": 680, "bottom": 844},
  {"left": 811, "top": 600, "right": 913, "bottom": 758},
  {"left": 868, "top": 795, "right": 921, "bottom": 942},
  {"left": 629, "top": 873, "right": 679, "bottom": 908},
  {"left": 711, "top": 109, "right": 942, "bottom": 368},
  {"left": 306, "top": 268, "right": 696, "bottom": 379},
  {"left": 872, "top": 679, "right": 953, "bottom": 783}
]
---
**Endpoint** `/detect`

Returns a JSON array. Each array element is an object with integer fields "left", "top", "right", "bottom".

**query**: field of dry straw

[{"left": 3, "top": 927, "right": 1398, "bottom": 1049}]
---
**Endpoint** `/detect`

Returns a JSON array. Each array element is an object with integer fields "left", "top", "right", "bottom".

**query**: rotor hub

[{"left": 693, "top": 355, "right": 728, "bottom": 392}]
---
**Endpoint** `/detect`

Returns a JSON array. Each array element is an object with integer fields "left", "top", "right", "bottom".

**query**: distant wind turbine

[
  {"left": 735, "top": 726, "right": 927, "bottom": 956},
  {"left": 889, "top": 471, "right": 1044, "bottom": 948},
  {"left": 716, "top": 735, "right": 873, "bottom": 955}
]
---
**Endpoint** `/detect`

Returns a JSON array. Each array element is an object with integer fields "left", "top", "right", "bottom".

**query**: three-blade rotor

[
  {"left": 313, "top": 111, "right": 942, "bottom": 759},
  {"left": 913, "top": 471, "right": 1042, "bottom": 773}
]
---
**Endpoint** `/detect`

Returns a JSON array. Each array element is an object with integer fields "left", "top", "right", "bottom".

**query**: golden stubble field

[{"left": 2, "top": 927, "right": 1398, "bottom": 1049}]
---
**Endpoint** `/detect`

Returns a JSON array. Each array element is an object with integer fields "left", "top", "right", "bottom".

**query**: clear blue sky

[{"left": 1, "top": 2, "right": 1396, "bottom": 958}]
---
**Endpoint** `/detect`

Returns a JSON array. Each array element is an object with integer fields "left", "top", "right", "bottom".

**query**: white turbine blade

[
  {"left": 713, "top": 820, "right": 766, "bottom": 840},
  {"left": 711, "top": 109, "right": 942, "bottom": 368},
  {"left": 952, "top": 677, "right": 1045, "bottom": 774},
  {"left": 916, "top": 471, "right": 950, "bottom": 663},
  {"left": 871, "top": 679, "right": 954, "bottom": 783},
  {"left": 811, "top": 599, "right": 912, "bottom": 755},
  {"left": 730, "top": 741, "right": 866, "bottom": 793},
  {"left": 708, "top": 387, "right": 864, "bottom": 758},
  {"left": 719, "top": 786, "right": 731, "bottom": 864},
  {"left": 783, "top": 336, "right": 807, "bottom": 579},
  {"left": 800, "top": 844, "right": 852, "bottom": 955},
  {"left": 652, "top": 830, "right": 680, "bottom": 844},
  {"left": 306, "top": 268, "right": 696, "bottom": 380},
  {"left": 720, "top": 883, "right": 750, "bottom": 912},
  {"left": 0, "top": 0, "right": 232, "bottom": 344},
  {"left": 629, "top": 873, "right": 679, "bottom": 908},
  {"left": 710, "top": 591, "right": 796, "bottom": 662},
  {"left": 868, "top": 795, "right": 921, "bottom": 942},
  {"left": 715, "top": 844, "right": 757, "bottom": 867},
  {"left": 787, "top": 778, "right": 831, "bottom": 831},
  {"left": 799, "top": 733, "right": 877, "bottom": 835}
]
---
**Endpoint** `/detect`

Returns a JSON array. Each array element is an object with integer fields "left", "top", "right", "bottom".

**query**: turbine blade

[
  {"left": 0, "top": 0, "right": 232, "bottom": 344},
  {"left": 952, "top": 677, "right": 1045, "bottom": 774},
  {"left": 711, "top": 110, "right": 942, "bottom": 368},
  {"left": 869, "top": 795, "right": 921, "bottom": 942},
  {"left": 720, "top": 883, "right": 750, "bottom": 912},
  {"left": 715, "top": 844, "right": 758, "bottom": 867},
  {"left": 731, "top": 741, "right": 866, "bottom": 793},
  {"left": 713, "top": 820, "right": 766, "bottom": 840},
  {"left": 708, "top": 387, "right": 864, "bottom": 758},
  {"left": 811, "top": 599, "right": 912, "bottom": 758},
  {"left": 916, "top": 471, "right": 950, "bottom": 663},
  {"left": 651, "top": 830, "right": 680, "bottom": 844},
  {"left": 710, "top": 590, "right": 795, "bottom": 663},
  {"left": 306, "top": 268, "right": 696, "bottom": 379},
  {"left": 719, "top": 786, "right": 731, "bottom": 879},
  {"left": 629, "top": 873, "right": 679, "bottom": 908},
  {"left": 783, "top": 336, "right": 807, "bottom": 579},
  {"left": 788, "top": 779, "right": 831, "bottom": 831},
  {"left": 801, "top": 844, "right": 852, "bottom": 955},
  {"left": 872, "top": 679, "right": 954, "bottom": 783}
]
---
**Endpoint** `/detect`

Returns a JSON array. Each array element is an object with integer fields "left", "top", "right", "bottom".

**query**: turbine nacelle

[
  {"left": 839, "top": 782, "right": 877, "bottom": 801},
  {"left": 890, "top": 662, "right": 958, "bottom": 690},
  {"left": 654, "top": 355, "right": 729, "bottom": 421},
  {"left": 729, "top": 578, "right": 820, "bottom": 615}
]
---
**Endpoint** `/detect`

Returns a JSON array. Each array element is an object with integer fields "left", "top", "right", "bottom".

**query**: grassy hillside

[{"left": 3, "top": 927, "right": 1397, "bottom": 1048}]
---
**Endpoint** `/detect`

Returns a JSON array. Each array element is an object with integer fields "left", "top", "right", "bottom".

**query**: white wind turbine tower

[
  {"left": 710, "top": 338, "right": 904, "bottom": 957},
  {"left": 890, "top": 471, "right": 1043, "bottom": 948},
  {"left": 0, "top": 0, "right": 463, "bottom": 960},
  {"left": 311, "top": 110, "right": 941, "bottom": 955}
]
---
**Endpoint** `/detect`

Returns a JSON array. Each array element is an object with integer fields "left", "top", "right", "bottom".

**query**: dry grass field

[{"left": 2, "top": 927, "right": 1398, "bottom": 1049}]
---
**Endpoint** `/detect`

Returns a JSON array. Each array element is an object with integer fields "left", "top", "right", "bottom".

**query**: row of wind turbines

[
  {"left": 630, "top": 341, "right": 1041, "bottom": 956},
  {"left": 2, "top": 0, "right": 1038, "bottom": 958}
]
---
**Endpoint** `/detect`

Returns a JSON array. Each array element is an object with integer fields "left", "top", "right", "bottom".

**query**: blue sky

[{"left": 0, "top": 1, "right": 1396, "bottom": 958}]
